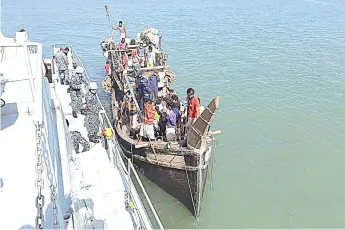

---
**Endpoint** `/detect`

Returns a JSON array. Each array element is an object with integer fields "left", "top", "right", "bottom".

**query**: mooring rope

[
  {"left": 210, "top": 138, "right": 217, "bottom": 190},
  {"left": 185, "top": 168, "right": 200, "bottom": 230}
]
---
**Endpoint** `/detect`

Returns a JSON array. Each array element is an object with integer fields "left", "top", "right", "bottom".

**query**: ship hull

[{"left": 114, "top": 126, "right": 211, "bottom": 217}]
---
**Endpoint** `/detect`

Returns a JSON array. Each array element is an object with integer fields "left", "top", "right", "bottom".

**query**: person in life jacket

[
  {"left": 138, "top": 99, "right": 156, "bottom": 143},
  {"left": 121, "top": 89, "right": 138, "bottom": 130}
]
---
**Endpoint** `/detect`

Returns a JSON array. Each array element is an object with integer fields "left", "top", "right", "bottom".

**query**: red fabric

[
  {"left": 144, "top": 104, "right": 156, "bottom": 125},
  {"left": 105, "top": 64, "right": 111, "bottom": 75},
  {"left": 122, "top": 54, "right": 128, "bottom": 68},
  {"left": 187, "top": 96, "right": 200, "bottom": 118}
]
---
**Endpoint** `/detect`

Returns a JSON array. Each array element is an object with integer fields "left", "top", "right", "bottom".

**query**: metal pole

[
  {"left": 128, "top": 161, "right": 164, "bottom": 229},
  {"left": 104, "top": 5, "right": 114, "bottom": 36}
]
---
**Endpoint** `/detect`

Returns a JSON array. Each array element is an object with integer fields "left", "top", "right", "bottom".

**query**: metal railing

[{"left": 53, "top": 44, "right": 164, "bottom": 229}]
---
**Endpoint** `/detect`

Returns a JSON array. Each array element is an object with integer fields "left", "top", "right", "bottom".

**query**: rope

[
  {"left": 185, "top": 168, "right": 201, "bottom": 229},
  {"left": 185, "top": 169, "right": 197, "bottom": 218},
  {"left": 209, "top": 138, "right": 216, "bottom": 190}
]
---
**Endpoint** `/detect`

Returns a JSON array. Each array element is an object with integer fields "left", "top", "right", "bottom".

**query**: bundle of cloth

[{"left": 137, "top": 28, "right": 160, "bottom": 49}]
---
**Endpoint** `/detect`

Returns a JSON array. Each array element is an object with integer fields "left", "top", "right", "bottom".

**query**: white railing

[{"left": 53, "top": 44, "right": 164, "bottom": 229}]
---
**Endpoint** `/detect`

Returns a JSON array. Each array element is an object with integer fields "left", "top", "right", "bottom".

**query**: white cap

[
  {"left": 76, "top": 66, "right": 84, "bottom": 74},
  {"left": 89, "top": 82, "right": 97, "bottom": 90}
]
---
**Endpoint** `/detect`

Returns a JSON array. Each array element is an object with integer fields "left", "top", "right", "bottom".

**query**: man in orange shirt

[
  {"left": 186, "top": 88, "right": 200, "bottom": 134},
  {"left": 139, "top": 99, "right": 156, "bottom": 142}
]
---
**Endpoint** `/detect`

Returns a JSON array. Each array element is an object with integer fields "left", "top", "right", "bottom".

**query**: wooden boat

[{"left": 100, "top": 8, "right": 220, "bottom": 217}]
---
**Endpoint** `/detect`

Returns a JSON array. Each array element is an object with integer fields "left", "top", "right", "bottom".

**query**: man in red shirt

[{"left": 186, "top": 88, "right": 200, "bottom": 134}]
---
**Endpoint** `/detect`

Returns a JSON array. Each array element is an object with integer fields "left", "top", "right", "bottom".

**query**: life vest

[
  {"left": 127, "top": 97, "right": 136, "bottom": 113},
  {"left": 144, "top": 104, "right": 155, "bottom": 125}
]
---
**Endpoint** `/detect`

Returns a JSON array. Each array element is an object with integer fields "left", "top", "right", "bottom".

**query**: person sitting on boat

[
  {"left": 131, "top": 49, "right": 141, "bottom": 75},
  {"left": 66, "top": 119, "right": 90, "bottom": 154},
  {"left": 121, "top": 89, "right": 138, "bottom": 131},
  {"left": 186, "top": 88, "right": 200, "bottom": 134},
  {"left": 85, "top": 82, "right": 102, "bottom": 143},
  {"left": 137, "top": 41, "right": 146, "bottom": 67},
  {"left": 117, "top": 38, "right": 128, "bottom": 50},
  {"left": 55, "top": 47, "right": 69, "bottom": 85},
  {"left": 166, "top": 102, "right": 177, "bottom": 141},
  {"left": 146, "top": 46, "right": 155, "bottom": 68},
  {"left": 166, "top": 88, "right": 176, "bottom": 100},
  {"left": 138, "top": 99, "right": 156, "bottom": 143},
  {"left": 112, "top": 20, "right": 127, "bottom": 39},
  {"left": 69, "top": 66, "right": 87, "bottom": 118},
  {"left": 171, "top": 94, "right": 181, "bottom": 109}
]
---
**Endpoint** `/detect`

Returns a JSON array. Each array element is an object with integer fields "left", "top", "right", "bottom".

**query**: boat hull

[{"left": 115, "top": 129, "right": 211, "bottom": 217}]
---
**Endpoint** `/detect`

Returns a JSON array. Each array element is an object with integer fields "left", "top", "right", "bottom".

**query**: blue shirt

[
  {"left": 172, "top": 107, "right": 180, "bottom": 121},
  {"left": 167, "top": 110, "right": 177, "bottom": 128}
]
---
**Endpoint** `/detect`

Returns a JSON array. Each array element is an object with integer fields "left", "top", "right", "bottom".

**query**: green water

[{"left": 3, "top": 0, "right": 345, "bottom": 227}]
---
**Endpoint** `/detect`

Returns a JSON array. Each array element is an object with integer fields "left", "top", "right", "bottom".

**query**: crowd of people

[
  {"left": 107, "top": 21, "right": 159, "bottom": 72},
  {"left": 54, "top": 47, "right": 105, "bottom": 154},
  {"left": 106, "top": 21, "right": 204, "bottom": 143},
  {"left": 121, "top": 84, "right": 203, "bottom": 143}
]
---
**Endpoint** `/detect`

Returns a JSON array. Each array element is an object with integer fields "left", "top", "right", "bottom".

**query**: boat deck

[
  {"left": 0, "top": 76, "right": 55, "bottom": 228},
  {"left": 53, "top": 64, "right": 138, "bottom": 229}
]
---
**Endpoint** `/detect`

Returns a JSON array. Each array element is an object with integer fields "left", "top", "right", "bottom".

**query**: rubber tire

[{"left": 0, "top": 99, "right": 5, "bottom": 107}]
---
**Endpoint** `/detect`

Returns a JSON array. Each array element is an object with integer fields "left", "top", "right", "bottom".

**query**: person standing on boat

[
  {"left": 137, "top": 74, "right": 151, "bottom": 112},
  {"left": 166, "top": 102, "right": 177, "bottom": 141},
  {"left": 66, "top": 119, "right": 90, "bottom": 153},
  {"left": 138, "top": 99, "right": 156, "bottom": 143},
  {"left": 131, "top": 49, "right": 141, "bottom": 75},
  {"left": 121, "top": 89, "right": 138, "bottom": 130},
  {"left": 55, "top": 47, "right": 69, "bottom": 85},
  {"left": 112, "top": 21, "right": 127, "bottom": 39},
  {"left": 69, "top": 66, "right": 86, "bottom": 118},
  {"left": 85, "top": 82, "right": 102, "bottom": 143},
  {"left": 137, "top": 42, "right": 146, "bottom": 67},
  {"left": 146, "top": 46, "right": 155, "bottom": 68},
  {"left": 186, "top": 88, "right": 200, "bottom": 134},
  {"left": 148, "top": 71, "right": 160, "bottom": 101}
]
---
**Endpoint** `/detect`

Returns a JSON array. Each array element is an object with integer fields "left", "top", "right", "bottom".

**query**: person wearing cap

[
  {"left": 112, "top": 21, "right": 127, "bottom": 40},
  {"left": 55, "top": 47, "right": 69, "bottom": 85},
  {"left": 137, "top": 42, "right": 146, "bottom": 67},
  {"left": 69, "top": 66, "right": 87, "bottom": 118},
  {"left": 85, "top": 82, "right": 102, "bottom": 143},
  {"left": 138, "top": 99, "right": 156, "bottom": 143}
]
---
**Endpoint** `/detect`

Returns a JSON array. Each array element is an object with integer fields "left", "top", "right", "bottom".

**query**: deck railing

[{"left": 53, "top": 44, "right": 164, "bottom": 229}]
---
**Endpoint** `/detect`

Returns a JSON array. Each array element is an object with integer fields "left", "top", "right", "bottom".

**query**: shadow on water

[{"left": 0, "top": 103, "right": 19, "bottom": 130}]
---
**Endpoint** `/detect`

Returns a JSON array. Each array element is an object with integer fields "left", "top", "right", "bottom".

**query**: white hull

[{"left": 0, "top": 32, "right": 163, "bottom": 229}]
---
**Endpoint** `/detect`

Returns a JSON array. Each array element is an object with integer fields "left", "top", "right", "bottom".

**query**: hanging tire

[{"left": 0, "top": 99, "right": 5, "bottom": 107}]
